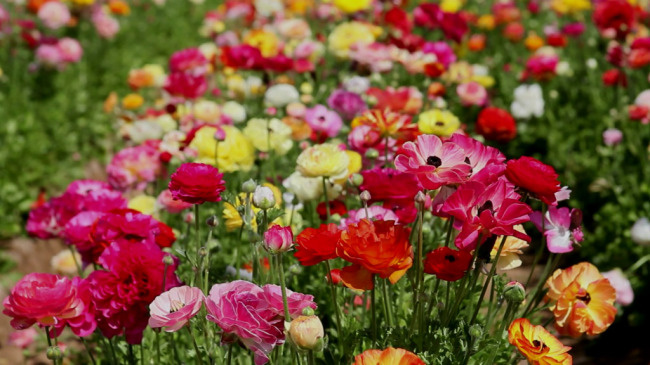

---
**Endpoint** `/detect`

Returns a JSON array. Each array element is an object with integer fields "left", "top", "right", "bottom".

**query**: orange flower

[
  {"left": 508, "top": 318, "right": 572, "bottom": 365},
  {"left": 545, "top": 262, "right": 617, "bottom": 337},
  {"left": 337, "top": 219, "right": 412, "bottom": 290},
  {"left": 128, "top": 69, "right": 154, "bottom": 90},
  {"left": 353, "top": 347, "right": 425, "bottom": 365},
  {"left": 352, "top": 109, "right": 419, "bottom": 143},
  {"left": 109, "top": 0, "right": 130, "bottom": 15}
]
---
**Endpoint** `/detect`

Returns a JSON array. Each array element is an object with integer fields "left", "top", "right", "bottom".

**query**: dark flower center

[
  {"left": 532, "top": 340, "right": 548, "bottom": 350},
  {"left": 577, "top": 292, "right": 591, "bottom": 304},
  {"left": 464, "top": 157, "right": 471, "bottom": 164},
  {"left": 427, "top": 156, "right": 442, "bottom": 168},
  {"left": 435, "top": 121, "right": 445, "bottom": 126},
  {"left": 477, "top": 200, "right": 493, "bottom": 214},
  {"left": 444, "top": 255, "right": 456, "bottom": 262}
]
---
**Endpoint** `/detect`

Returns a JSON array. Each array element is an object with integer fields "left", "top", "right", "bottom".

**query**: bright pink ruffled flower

[
  {"left": 523, "top": 54, "right": 558, "bottom": 81},
  {"left": 327, "top": 89, "right": 367, "bottom": 121},
  {"left": 2, "top": 273, "right": 96, "bottom": 337},
  {"left": 530, "top": 206, "right": 583, "bottom": 253},
  {"left": 339, "top": 206, "right": 400, "bottom": 229},
  {"left": 169, "top": 48, "right": 208, "bottom": 76},
  {"left": 348, "top": 125, "right": 396, "bottom": 165},
  {"left": 148, "top": 286, "right": 205, "bottom": 332},
  {"left": 57, "top": 38, "right": 82, "bottom": 63},
  {"left": 157, "top": 189, "right": 193, "bottom": 213},
  {"left": 422, "top": 41, "right": 457, "bottom": 68},
  {"left": 107, "top": 144, "right": 163, "bottom": 191},
  {"left": 304, "top": 104, "right": 343, "bottom": 138},
  {"left": 449, "top": 133, "right": 506, "bottom": 184},
  {"left": 264, "top": 225, "right": 294, "bottom": 254},
  {"left": 360, "top": 168, "right": 423, "bottom": 223},
  {"left": 395, "top": 134, "right": 472, "bottom": 190},
  {"left": 221, "top": 45, "right": 264, "bottom": 70},
  {"left": 456, "top": 81, "right": 488, "bottom": 106},
  {"left": 164, "top": 72, "right": 208, "bottom": 99},
  {"left": 168, "top": 162, "right": 226, "bottom": 204},
  {"left": 86, "top": 241, "right": 182, "bottom": 344},
  {"left": 442, "top": 179, "right": 532, "bottom": 250}
]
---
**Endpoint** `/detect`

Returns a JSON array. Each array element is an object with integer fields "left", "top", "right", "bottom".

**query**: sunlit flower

[
  {"left": 508, "top": 318, "right": 572, "bottom": 365},
  {"left": 353, "top": 347, "right": 425, "bottom": 365},
  {"left": 189, "top": 125, "right": 255, "bottom": 172},
  {"left": 297, "top": 143, "right": 349, "bottom": 180},
  {"left": 491, "top": 225, "right": 529, "bottom": 270},
  {"left": 244, "top": 118, "right": 294, "bottom": 155},
  {"left": 148, "top": 286, "right": 204, "bottom": 332},
  {"left": 328, "top": 22, "right": 376, "bottom": 58},
  {"left": 417, "top": 109, "right": 461, "bottom": 137}
]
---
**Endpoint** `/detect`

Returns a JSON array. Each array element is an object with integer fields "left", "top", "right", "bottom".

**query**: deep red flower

[
  {"left": 168, "top": 163, "right": 226, "bottom": 205},
  {"left": 220, "top": 45, "right": 264, "bottom": 70},
  {"left": 547, "top": 33, "right": 567, "bottom": 48},
  {"left": 384, "top": 6, "right": 412, "bottom": 34},
  {"left": 629, "top": 105, "right": 649, "bottom": 120},
  {"left": 505, "top": 156, "right": 560, "bottom": 205},
  {"left": 294, "top": 223, "right": 341, "bottom": 266},
  {"left": 593, "top": 0, "right": 635, "bottom": 40},
  {"left": 316, "top": 200, "right": 347, "bottom": 221},
  {"left": 163, "top": 72, "right": 207, "bottom": 99},
  {"left": 602, "top": 69, "right": 627, "bottom": 87},
  {"left": 475, "top": 107, "right": 517, "bottom": 143},
  {"left": 423, "top": 247, "right": 472, "bottom": 281}
]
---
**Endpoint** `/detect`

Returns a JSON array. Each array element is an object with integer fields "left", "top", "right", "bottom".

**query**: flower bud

[
  {"left": 263, "top": 225, "right": 293, "bottom": 254},
  {"left": 302, "top": 307, "right": 315, "bottom": 316},
  {"left": 47, "top": 346, "right": 63, "bottom": 360},
  {"left": 468, "top": 324, "right": 483, "bottom": 339},
  {"left": 414, "top": 191, "right": 426, "bottom": 204},
  {"left": 289, "top": 315, "right": 324, "bottom": 351},
  {"left": 242, "top": 179, "right": 257, "bottom": 193},
  {"left": 162, "top": 255, "right": 174, "bottom": 266},
  {"left": 253, "top": 186, "right": 275, "bottom": 209},
  {"left": 350, "top": 173, "right": 364, "bottom": 187},
  {"left": 198, "top": 247, "right": 208, "bottom": 257},
  {"left": 504, "top": 281, "right": 526, "bottom": 304},
  {"left": 365, "top": 148, "right": 379, "bottom": 159},
  {"left": 360, "top": 190, "right": 371, "bottom": 202},
  {"left": 206, "top": 215, "right": 219, "bottom": 227}
]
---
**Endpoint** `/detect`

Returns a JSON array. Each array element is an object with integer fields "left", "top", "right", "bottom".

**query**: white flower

[
  {"left": 264, "top": 84, "right": 300, "bottom": 107},
  {"left": 254, "top": 0, "right": 283, "bottom": 17},
  {"left": 631, "top": 217, "right": 650, "bottom": 246},
  {"left": 343, "top": 76, "right": 370, "bottom": 94},
  {"left": 127, "top": 120, "right": 164, "bottom": 144},
  {"left": 510, "top": 84, "right": 544, "bottom": 119},
  {"left": 225, "top": 266, "right": 253, "bottom": 281},
  {"left": 253, "top": 186, "right": 276, "bottom": 209},
  {"left": 586, "top": 58, "right": 598, "bottom": 69},
  {"left": 222, "top": 101, "right": 246, "bottom": 123},
  {"left": 283, "top": 172, "right": 342, "bottom": 202},
  {"left": 555, "top": 61, "right": 572, "bottom": 76}
]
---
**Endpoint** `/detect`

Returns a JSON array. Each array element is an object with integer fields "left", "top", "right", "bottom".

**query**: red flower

[
  {"left": 505, "top": 156, "right": 560, "bottom": 205},
  {"left": 629, "top": 105, "right": 649, "bottom": 120},
  {"left": 163, "top": 72, "right": 207, "bottom": 99},
  {"left": 294, "top": 223, "right": 341, "bottom": 266},
  {"left": 475, "top": 107, "right": 517, "bottom": 143},
  {"left": 316, "top": 200, "right": 347, "bottom": 221},
  {"left": 220, "top": 45, "right": 264, "bottom": 70},
  {"left": 423, "top": 247, "right": 472, "bottom": 281},
  {"left": 593, "top": 0, "right": 635, "bottom": 40},
  {"left": 168, "top": 163, "right": 226, "bottom": 205},
  {"left": 384, "top": 6, "right": 412, "bottom": 34},
  {"left": 602, "top": 69, "right": 627, "bottom": 87},
  {"left": 547, "top": 33, "right": 567, "bottom": 48}
]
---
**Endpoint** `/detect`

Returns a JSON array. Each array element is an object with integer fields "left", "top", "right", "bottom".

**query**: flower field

[{"left": 1, "top": 0, "right": 650, "bottom": 364}]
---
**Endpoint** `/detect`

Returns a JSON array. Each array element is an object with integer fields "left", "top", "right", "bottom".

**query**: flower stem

[
  {"left": 324, "top": 260, "right": 343, "bottom": 335},
  {"left": 45, "top": 327, "right": 58, "bottom": 365},
  {"left": 307, "top": 350, "right": 316, "bottom": 365},
  {"left": 381, "top": 278, "right": 394, "bottom": 327},
  {"left": 155, "top": 330, "right": 161, "bottom": 364},
  {"left": 470, "top": 235, "right": 508, "bottom": 326},
  {"left": 371, "top": 275, "right": 377, "bottom": 341},
  {"left": 627, "top": 254, "right": 650, "bottom": 274},
  {"left": 80, "top": 337, "right": 97, "bottom": 365},
  {"left": 187, "top": 326, "right": 204, "bottom": 365},
  {"left": 321, "top": 177, "right": 330, "bottom": 221},
  {"left": 276, "top": 254, "right": 291, "bottom": 320},
  {"left": 68, "top": 246, "right": 83, "bottom": 277}
]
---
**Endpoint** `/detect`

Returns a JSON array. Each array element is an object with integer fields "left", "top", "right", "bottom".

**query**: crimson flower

[
  {"left": 475, "top": 107, "right": 517, "bottom": 143},
  {"left": 505, "top": 156, "right": 561, "bottom": 205},
  {"left": 294, "top": 223, "right": 341, "bottom": 266},
  {"left": 169, "top": 162, "right": 226, "bottom": 204},
  {"left": 423, "top": 247, "right": 472, "bottom": 281}
]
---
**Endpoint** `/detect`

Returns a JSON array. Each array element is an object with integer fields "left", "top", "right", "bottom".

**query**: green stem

[
  {"left": 470, "top": 235, "right": 508, "bottom": 326},
  {"left": 371, "top": 275, "right": 377, "bottom": 341},
  {"left": 187, "top": 326, "right": 204, "bottom": 365},
  {"left": 324, "top": 261, "right": 343, "bottom": 335},
  {"left": 194, "top": 204, "right": 201, "bottom": 287},
  {"left": 627, "top": 254, "right": 650, "bottom": 274},
  {"left": 322, "top": 177, "right": 331, "bottom": 221},
  {"left": 45, "top": 327, "right": 58, "bottom": 365},
  {"left": 128, "top": 344, "right": 136, "bottom": 365},
  {"left": 276, "top": 255, "right": 292, "bottom": 320},
  {"left": 522, "top": 254, "right": 561, "bottom": 317},
  {"left": 226, "top": 345, "right": 233, "bottom": 365},
  {"left": 68, "top": 246, "right": 83, "bottom": 277},
  {"left": 80, "top": 337, "right": 97, "bottom": 365},
  {"left": 155, "top": 330, "right": 161, "bottom": 365},
  {"left": 307, "top": 351, "right": 316, "bottom": 365},
  {"left": 381, "top": 278, "right": 394, "bottom": 327},
  {"left": 444, "top": 217, "right": 455, "bottom": 248}
]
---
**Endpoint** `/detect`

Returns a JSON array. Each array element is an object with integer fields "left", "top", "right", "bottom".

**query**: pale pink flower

[
  {"left": 603, "top": 128, "right": 623, "bottom": 146},
  {"left": 304, "top": 104, "right": 343, "bottom": 138},
  {"left": 92, "top": 11, "right": 119, "bottom": 39},
  {"left": 149, "top": 286, "right": 205, "bottom": 332},
  {"left": 36, "top": 44, "right": 63, "bottom": 68},
  {"left": 157, "top": 189, "right": 193, "bottom": 213},
  {"left": 339, "top": 206, "right": 400, "bottom": 228},
  {"left": 38, "top": 1, "right": 70, "bottom": 30},
  {"left": 602, "top": 269, "right": 634, "bottom": 306},
  {"left": 456, "top": 81, "right": 488, "bottom": 106},
  {"left": 7, "top": 328, "right": 38, "bottom": 349},
  {"left": 349, "top": 42, "right": 394, "bottom": 73},
  {"left": 57, "top": 38, "right": 83, "bottom": 63},
  {"left": 530, "top": 206, "right": 583, "bottom": 253},
  {"left": 107, "top": 144, "right": 163, "bottom": 191}
]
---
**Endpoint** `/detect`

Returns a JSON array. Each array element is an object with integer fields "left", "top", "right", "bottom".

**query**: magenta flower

[
  {"left": 530, "top": 206, "right": 583, "bottom": 253},
  {"left": 304, "top": 104, "right": 343, "bottom": 138},
  {"left": 442, "top": 179, "right": 532, "bottom": 250},
  {"left": 107, "top": 144, "right": 163, "bottom": 191},
  {"left": 264, "top": 225, "right": 294, "bottom": 254},
  {"left": 2, "top": 273, "right": 96, "bottom": 337},
  {"left": 149, "top": 286, "right": 205, "bottom": 332},
  {"left": 422, "top": 41, "right": 456, "bottom": 68},
  {"left": 449, "top": 133, "right": 506, "bottom": 184},
  {"left": 327, "top": 89, "right": 367, "bottom": 120},
  {"left": 395, "top": 134, "right": 472, "bottom": 190},
  {"left": 169, "top": 163, "right": 226, "bottom": 205},
  {"left": 164, "top": 72, "right": 208, "bottom": 99},
  {"left": 360, "top": 167, "right": 423, "bottom": 223},
  {"left": 339, "top": 206, "right": 400, "bottom": 229},
  {"left": 169, "top": 48, "right": 208, "bottom": 76}
]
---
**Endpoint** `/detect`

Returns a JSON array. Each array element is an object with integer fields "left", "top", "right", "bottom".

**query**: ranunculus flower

[
  {"left": 304, "top": 104, "right": 343, "bottom": 138},
  {"left": 511, "top": 84, "right": 544, "bottom": 119},
  {"left": 164, "top": 72, "right": 207, "bottom": 99},
  {"left": 353, "top": 347, "right": 425, "bottom": 365},
  {"left": 107, "top": 143, "right": 163, "bottom": 191},
  {"left": 475, "top": 107, "right": 517, "bottom": 143},
  {"left": 602, "top": 269, "right": 634, "bottom": 306},
  {"left": 593, "top": 0, "right": 635, "bottom": 40},
  {"left": 339, "top": 206, "right": 399, "bottom": 229},
  {"left": 508, "top": 318, "right": 572, "bottom": 365},
  {"left": 456, "top": 81, "right": 487, "bottom": 106},
  {"left": 602, "top": 128, "right": 623, "bottom": 146},
  {"left": 423, "top": 247, "right": 472, "bottom": 281},
  {"left": 337, "top": 219, "right": 413, "bottom": 290},
  {"left": 260, "top": 284, "right": 317, "bottom": 319},
  {"left": 169, "top": 47, "right": 208, "bottom": 75},
  {"left": 505, "top": 156, "right": 560, "bottom": 205},
  {"left": 168, "top": 163, "right": 226, "bottom": 204},
  {"left": 631, "top": 217, "right": 650, "bottom": 245},
  {"left": 264, "top": 84, "right": 300, "bottom": 107},
  {"left": 296, "top": 143, "right": 349, "bottom": 180},
  {"left": 327, "top": 89, "right": 367, "bottom": 120},
  {"left": 2, "top": 273, "right": 96, "bottom": 337},
  {"left": 288, "top": 315, "right": 324, "bottom": 351},
  {"left": 148, "top": 286, "right": 205, "bottom": 332},
  {"left": 157, "top": 189, "right": 193, "bottom": 213},
  {"left": 7, "top": 328, "right": 38, "bottom": 349},
  {"left": 530, "top": 207, "right": 583, "bottom": 253},
  {"left": 264, "top": 225, "right": 293, "bottom": 254},
  {"left": 38, "top": 1, "right": 70, "bottom": 30},
  {"left": 294, "top": 223, "right": 341, "bottom": 266}
]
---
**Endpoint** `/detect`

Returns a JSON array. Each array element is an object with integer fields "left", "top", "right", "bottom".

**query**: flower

[
  {"left": 87, "top": 241, "right": 182, "bottom": 344},
  {"left": 128, "top": 194, "right": 156, "bottom": 215},
  {"left": 508, "top": 318, "right": 572, "bottom": 365},
  {"left": 423, "top": 247, "right": 472, "bottom": 281},
  {"left": 328, "top": 22, "right": 376, "bottom": 58},
  {"left": 545, "top": 262, "right": 617, "bottom": 337},
  {"left": 511, "top": 84, "right": 544, "bottom": 119},
  {"left": 38, "top": 1, "right": 70, "bottom": 30},
  {"left": 169, "top": 47, "right": 208, "bottom": 75},
  {"left": 261, "top": 284, "right": 317, "bottom": 319},
  {"left": 283, "top": 171, "right": 342, "bottom": 202},
  {"left": 296, "top": 143, "right": 349, "bottom": 180},
  {"left": 2, "top": 273, "right": 96, "bottom": 337},
  {"left": 530, "top": 207, "right": 583, "bottom": 253},
  {"left": 157, "top": 189, "right": 193, "bottom": 213},
  {"left": 288, "top": 315, "right": 324, "bottom": 351},
  {"left": 417, "top": 109, "right": 461, "bottom": 137},
  {"left": 51, "top": 249, "right": 82, "bottom": 276},
  {"left": 630, "top": 217, "right": 650, "bottom": 245},
  {"left": 243, "top": 118, "right": 294, "bottom": 155},
  {"left": 189, "top": 125, "right": 256, "bottom": 172},
  {"left": 294, "top": 223, "right": 341, "bottom": 266},
  {"left": 264, "top": 225, "right": 293, "bottom": 254},
  {"left": 353, "top": 109, "right": 418, "bottom": 143},
  {"left": 367, "top": 87, "right": 423, "bottom": 115},
  {"left": 333, "top": 0, "right": 371, "bottom": 13},
  {"left": 353, "top": 347, "right": 425, "bottom": 365},
  {"left": 505, "top": 156, "right": 560, "bottom": 205},
  {"left": 7, "top": 328, "right": 38, "bottom": 349},
  {"left": 593, "top": 0, "right": 635, "bottom": 40},
  {"left": 253, "top": 186, "right": 276, "bottom": 209},
  {"left": 339, "top": 206, "right": 399, "bottom": 229},
  {"left": 327, "top": 89, "right": 367, "bottom": 120},
  {"left": 602, "top": 128, "right": 623, "bottom": 146},
  {"left": 337, "top": 219, "right": 413, "bottom": 290},
  {"left": 168, "top": 163, "right": 225, "bottom": 205},
  {"left": 475, "top": 107, "right": 517, "bottom": 143},
  {"left": 164, "top": 72, "right": 207, "bottom": 99},
  {"left": 491, "top": 225, "right": 529, "bottom": 270},
  {"left": 395, "top": 134, "right": 472, "bottom": 190},
  {"left": 107, "top": 143, "right": 162, "bottom": 191},
  {"left": 456, "top": 82, "right": 488, "bottom": 106},
  {"left": 57, "top": 38, "right": 83, "bottom": 63},
  {"left": 264, "top": 84, "right": 300, "bottom": 107},
  {"left": 148, "top": 286, "right": 205, "bottom": 332},
  {"left": 602, "top": 269, "right": 634, "bottom": 306},
  {"left": 304, "top": 105, "right": 343, "bottom": 138}
]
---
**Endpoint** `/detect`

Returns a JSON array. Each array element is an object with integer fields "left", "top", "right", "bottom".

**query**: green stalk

[
  {"left": 381, "top": 279, "right": 394, "bottom": 327},
  {"left": 470, "top": 235, "right": 508, "bottom": 326},
  {"left": 80, "top": 337, "right": 97, "bottom": 365},
  {"left": 155, "top": 330, "right": 161, "bottom": 364},
  {"left": 69, "top": 246, "right": 83, "bottom": 277},
  {"left": 324, "top": 260, "right": 343, "bottom": 335},
  {"left": 187, "top": 326, "right": 204, "bottom": 365},
  {"left": 276, "top": 255, "right": 292, "bottom": 320},
  {"left": 371, "top": 275, "right": 377, "bottom": 341},
  {"left": 322, "top": 177, "right": 331, "bottom": 221},
  {"left": 521, "top": 254, "right": 560, "bottom": 317}
]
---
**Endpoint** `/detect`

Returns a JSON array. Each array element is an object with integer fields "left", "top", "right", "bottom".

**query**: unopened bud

[
  {"left": 162, "top": 255, "right": 174, "bottom": 266},
  {"left": 289, "top": 315, "right": 325, "bottom": 351},
  {"left": 47, "top": 346, "right": 63, "bottom": 360},
  {"left": 360, "top": 190, "right": 371, "bottom": 202},
  {"left": 415, "top": 191, "right": 426, "bottom": 204},
  {"left": 504, "top": 281, "right": 526, "bottom": 304},
  {"left": 302, "top": 307, "right": 315, "bottom": 316},
  {"left": 242, "top": 179, "right": 257, "bottom": 193},
  {"left": 468, "top": 324, "right": 483, "bottom": 339},
  {"left": 253, "top": 186, "right": 276, "bottom": 209},
  {"left": 206, "top": 215, "right": 219, "bottom": 227},
  {"left": 263, "top": 225, "right": 293, "bottom": 254},
  {"left": 365, "top": 148, "right": 379, "bottom": 159},
  {"left": 198, "top": 247, "right": 208, "bottom": 257},
  {"left": 350, "top": 173, "right": 364, "bottom": 187}
]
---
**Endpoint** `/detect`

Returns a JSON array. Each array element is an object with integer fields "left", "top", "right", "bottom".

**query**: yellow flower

[
  {"left": 418, "top": 109, "right": 460, "bottom": 137},
  {"left": 297, "top": 143, "right": 349, "bottom": 179},
  {"left": 441, "top": 0, "right": 463, "bottom": 13},
  {"left": 128, "top": 195, "right": 157, "bottom": 216},
  {"left": 223, "top": 184, "right": 283, "bottom": 232},
  {"left": 328, "top": 22, "right": 376, "bottom": 58},
  {"left": 333, "top": 150, "right": 362, "bottom": 184},
  {"left": 69, "top": 0, "right": 94, "bottom": 6},
  {"left": 524, "top": 33, "right": 545, "bottom": 52},
  {"left": 244, "top": 29, "right": 280, "bottom": 58},
  {"left": 471, "top": 75, "right": 495, "bottom": 88},
  {"left": 51, "top": 250, "right": 81, "bottom": 276},
  {"left": 122, "top": 94, "right": 144, "bottom": 110},
  {"left": 193, "top": 100, "right": 221, "bottom": 123},
  {"left": 442, "top": 61, "right": 473, "bottom": 84},
  {"left": 190, "top": 126, "right": 255, "bottom": 172},
  {"left": 492, "top": 225, "right": 529, "bottom": 271},
  {"left": 333, "top": 0, "right": 371, "bottom": 13},
  {"left": 551, "top": 0, "right": 591, "bottom": 14},
  {"left": 243, "top": 118, "right": 294, "bottom": 155},
  {"left": 477, "top": 15, "right": 496, "bottom": 30}
]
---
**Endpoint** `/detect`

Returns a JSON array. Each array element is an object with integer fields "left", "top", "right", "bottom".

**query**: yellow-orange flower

[
  {"left": 243, "top": 29, "right": 280, "bottom": 58},
  {"left": 353, "top": 347, "right": 425, "bottom": 365},
  {"left": 545, "top": 262, "right": 617, "bottom": 337},
  {"left": 122, "top": 94, "right": 144, "bottom": 110},
  {"left": 352, "top": 109, "right": 419, "bottom": 142},
  {"left": 108, "top": 0, "right": 130, "bottom": 15},
  {"left": 525, "top": 34, "right": 545, "bottom": 52},
  {"left": 492, "top": 225, "right": 529, "bottom": 271},
  {"left": 508, "top": 318, "right": 572, "bottom": 365}
]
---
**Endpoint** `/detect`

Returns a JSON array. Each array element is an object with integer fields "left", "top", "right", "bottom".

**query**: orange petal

[{"left": 340, "top": 264, "right": 375, "bottom": 291}]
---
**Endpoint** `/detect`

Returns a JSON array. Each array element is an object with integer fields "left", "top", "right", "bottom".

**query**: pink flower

[
  {"left": 360, "top": 167, "right": 423, "bottom": 223},
  {"left": 92, "top": 11, "right": 119, "bottom": 39},
  {"left": 603, "top": 128, "right": 623, "bottom": 146},
  {"left": 327, "top": 89, "right": 367, "bottom": 120},
  {"left": 264, "top": 225, "right": 294, "bottom": 254},
  {"left": 530, "top": 206, "right": 583, "bottom": 253},
  {"left": 169, "top": 48, "right": 208, "bottom": 76},
  {"left": 339, "top": 206, "right": 400, "bottom": 228},
  {"left": 164, "top": 72, "right": 208, "bottom": 99},
  {"left": 148, "top": 286, "right": 205, "bottom": 332},
  {"left": 395, "top": 134, "right": 472, "bottom": 190},
  {"left": 304, "top": 104, "right": 343, "bottom": 138},
  {"left": 87, "top": 241, "right": 182, "bottom": 344},
  {"left": 107, "top": 144, "right": 163, "bottom": 191},
  {"left": 456, "top": 82, "right": 488, "bottom": 106},
  {"left": 38, "top": 1, "right": 70, "bottom": 30},
  {"left": 449, "top": 133, "right": 506, "bottom": 184},
  {"left": 442, "top": 179, "right": 532, "bottom": 250},
  {"left": 205, "top": 281, "right": 284, "bottom": 365},
  {"left": 57, "top": 38, "right": 82, "bottom": 63},
  {"left": 422, "top": 41, "right": 456, "bottom": 68},
  {"left": 524, "top": 54, "right": 558, "bottom": 81},
  {"left": 7, "top": 328, "right": 38, "bottom": 349},
  {"left": 168, "top": 162, "right": 226, "bottom": 204},
  {"left": 602, "top": 269, "right": 634, "bottom": 306},
  {"left": 157, "top": 189, "right": 193, "bottom": 213},
  {"left": 347, "top": 125, "right": 396, "bottom": 165},
  {"left": 2, "top": 273, "right": 96, "bottom": 337},
  {"left": 35, "top": 44, "right": 63, "bottom": 68},
  {"left": 349, "top": 43, "right": 394, "bottom": 73}
]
